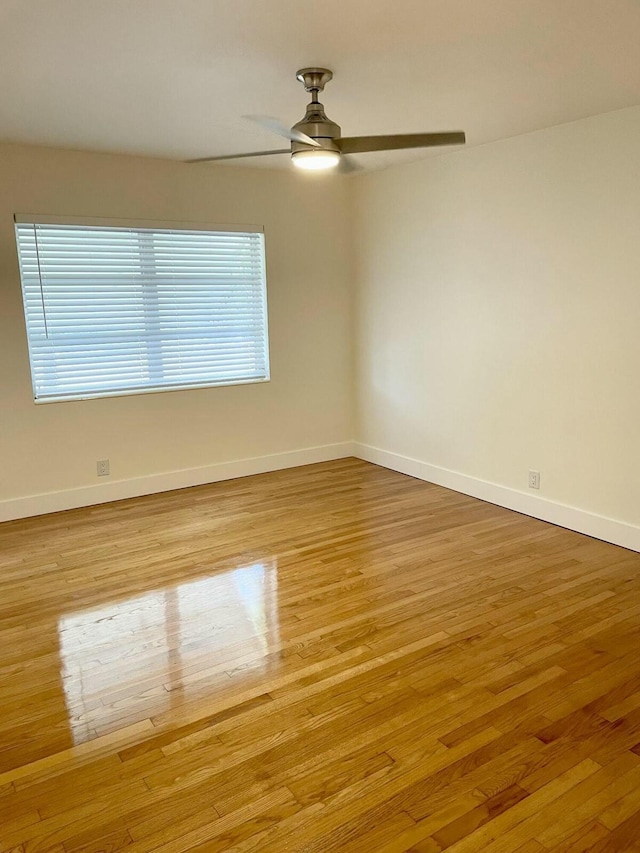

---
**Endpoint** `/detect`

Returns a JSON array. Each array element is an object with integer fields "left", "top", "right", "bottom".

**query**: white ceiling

[{"left": 2, "top": 0, "right": 640, "bottom": 172}]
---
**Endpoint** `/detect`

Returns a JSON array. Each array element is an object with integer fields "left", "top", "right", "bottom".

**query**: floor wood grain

[{"left": 0, "top": 458, "right": 639, "bottom": 852}]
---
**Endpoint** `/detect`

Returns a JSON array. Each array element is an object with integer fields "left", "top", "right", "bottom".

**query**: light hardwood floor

[{"left": 1, "top": 458, "right": 640, "bottom": 852}]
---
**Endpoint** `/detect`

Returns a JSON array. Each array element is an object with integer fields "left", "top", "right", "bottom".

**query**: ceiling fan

[{"left": 187, "top": 68, "right": 466, "bottom": 172}]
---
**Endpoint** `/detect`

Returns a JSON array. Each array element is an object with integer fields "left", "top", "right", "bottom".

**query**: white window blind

[{"left": 14, "top": 218, "right": 269, "bottom": 402}]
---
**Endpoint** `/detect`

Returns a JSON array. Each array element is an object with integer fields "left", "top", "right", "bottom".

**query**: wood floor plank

[{"left": 0, "top": 458, "right": 638, "bottom": 851}]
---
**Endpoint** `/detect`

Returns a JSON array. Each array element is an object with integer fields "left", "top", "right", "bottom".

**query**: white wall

[
  {"left": 0, "top": 144, "right": 353, "bottom": 514},
  {"left": 353, "top": 106, "right": 640, "bottom": 540}
]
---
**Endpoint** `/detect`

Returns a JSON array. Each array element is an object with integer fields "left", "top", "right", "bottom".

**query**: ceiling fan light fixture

[{"left": 291, "top": 149, "right": 341, "bottom": 171}]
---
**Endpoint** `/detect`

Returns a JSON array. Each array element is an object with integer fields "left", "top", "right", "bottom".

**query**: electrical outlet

[
  {"left": 528, "top": 470, "right": 540, "bottom": 490},
  {"left": 97, "top": 459, "right": 110, "bottom": 477}
]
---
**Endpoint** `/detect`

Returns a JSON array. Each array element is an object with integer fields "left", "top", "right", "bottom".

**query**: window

[{"left": 14, "top": 216, "right": 269, "bottom": 402}]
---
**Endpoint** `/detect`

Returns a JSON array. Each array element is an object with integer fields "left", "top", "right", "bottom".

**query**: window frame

[{"left": 14, "top": 214, "right": 271, "bottom": 404}]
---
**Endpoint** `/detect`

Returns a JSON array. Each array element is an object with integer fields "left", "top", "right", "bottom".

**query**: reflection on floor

[{"left": 59, "top": 561, "right": 278, "bottom": 744}]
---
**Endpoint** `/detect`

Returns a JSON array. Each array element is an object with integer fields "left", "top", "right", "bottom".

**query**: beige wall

[
  {"left": 353, "top": 106, "right": 640, "bottom": 528},
  {"left": 0, "top": 144, "right": 353, "bottom": 502},
  {"left": 3, "top": 105, "right": 639, "bottom": 533}
]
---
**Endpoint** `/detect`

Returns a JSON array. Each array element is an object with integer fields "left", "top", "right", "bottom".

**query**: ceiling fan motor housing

[
  {"left": 292, "top": 67, "right": 341, "bottom": 153},
  {"left": 292, "top": 105, "right": 341, "bottom": 153}
]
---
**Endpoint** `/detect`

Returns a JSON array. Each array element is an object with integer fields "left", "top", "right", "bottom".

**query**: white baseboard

[
  {"left": 4, "top": 440, "right": 638, "bottom": 554},
  {"left": 354, "top": 442, "right": 640, "bottom": 554},
  {"left": 0, "top": 442, "right": 356, "bottom": 523}
]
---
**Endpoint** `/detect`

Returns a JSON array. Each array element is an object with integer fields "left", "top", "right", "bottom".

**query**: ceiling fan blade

[
  {"left": 186, "top": 149, "right": 290, "bottom": 164},
  {"left": 338, "top": 132, "right": 466, "bottom": 155},
  {"left": 244, "top": 115, "right": 321, "bottom": 148}
]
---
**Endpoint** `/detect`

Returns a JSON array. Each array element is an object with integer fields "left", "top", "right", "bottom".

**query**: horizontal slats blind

[{"left": 15, "top": 222, "right": 269, "bottom": 401}]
